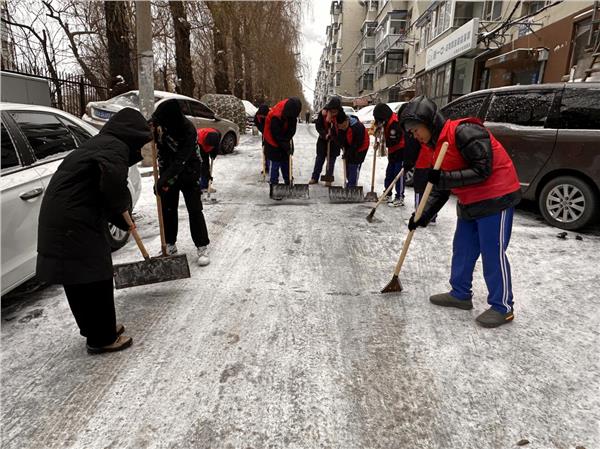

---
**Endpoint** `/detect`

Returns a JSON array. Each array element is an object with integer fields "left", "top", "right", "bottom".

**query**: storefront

[{"left": 416, "top": 18, "right": 481, "bottom": 106}]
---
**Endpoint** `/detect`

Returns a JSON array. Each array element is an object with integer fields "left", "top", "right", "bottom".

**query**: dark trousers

[
  {"left": 200, "top": 159, "right": 210, "bottom": 190},
  {"left": 269, "top": 159, "right": 290, "bottom": 185},
  {"left": 346, "top": 163, "right": 361, "bottom": 187},
  {"left": 384, "top": 160, "right": 405, "bottom": 199},
  {"left": 161, "top": 174, "right": 210, "bottom": 248},
  {"left": 311, "top": 139, "right": 338, "bottom": 181},
  {"left": 450, "top": 208, "right": 515, "bottom": 314},
  {"left": 63, "top": 279, "right": 117, "bottom": 347}
]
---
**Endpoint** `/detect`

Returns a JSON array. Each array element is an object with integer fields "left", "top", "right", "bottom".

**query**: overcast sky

[{"left": 300, "top": 0, "right": 330, "bottom": 107}]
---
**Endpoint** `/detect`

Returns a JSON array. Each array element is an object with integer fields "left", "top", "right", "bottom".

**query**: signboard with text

[{"left": 426, "top": 18, "right": 479, "bottom": 71}]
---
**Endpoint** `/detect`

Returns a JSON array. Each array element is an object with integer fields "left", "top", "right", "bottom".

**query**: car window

[
  {"left": 177, "top": 100, "right": 191, "bottom": 115},
  {"left": 189, "top": 101, "right": 214, "bottom": 119},
  {"left": 486, "top": 91, "right": 555, "bottom": 127},
  {"left": 443, "top": 96, "right": 486, "bottom": 120},
  {"left": 1, "top": 123, "right": 20, "bottom": 170},
  {"left": 10, "top": 112, "right": 77, "bottom": 161},
  {"left": 559, "top": 88, "right": 600, "bottom": 130},
  {"left": 57, "top": 117, "right": 93, "bottom": 145}
]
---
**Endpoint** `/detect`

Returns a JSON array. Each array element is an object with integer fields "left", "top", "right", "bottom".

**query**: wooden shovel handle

[
  {"left": 393, "top": 142, "right": 449, "bottom": 276},
  {"left": 151, "top": 137, "right": 168, "bottom": 256},
  {"left": 373, "top": 167, "right": 404, "bottom": 209},
  {"left": 370, "top": 132, "right": 378, "bottom": 192},
  {"left": 122, "top": 211, "right": 150, "bottom": 260}
]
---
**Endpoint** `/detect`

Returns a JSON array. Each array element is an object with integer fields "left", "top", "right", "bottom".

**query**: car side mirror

[{"left": 213, "top": 115, "right": 221, "bottom": 121}]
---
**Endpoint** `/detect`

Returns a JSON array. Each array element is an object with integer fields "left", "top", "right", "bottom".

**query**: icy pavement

[{"left": 2, "top": 124, "right": 599, "bottom": 449}]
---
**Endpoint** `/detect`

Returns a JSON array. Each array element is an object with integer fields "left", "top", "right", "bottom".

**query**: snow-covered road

[{"left": 2, "top": 124, "right": 599, "bottom": 449}]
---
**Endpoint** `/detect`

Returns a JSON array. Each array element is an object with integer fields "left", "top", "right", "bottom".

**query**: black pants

[
  {"left": 63, "top": 279, "right": 117, "bottom": 347},
  {"left": 161, "top": 173, "right": 210, "bottom": 248}
]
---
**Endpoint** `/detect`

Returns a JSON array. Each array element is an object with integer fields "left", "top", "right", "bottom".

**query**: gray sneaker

[
  {"left": 429, "top": 292, "right": 473, "bottom": 310},
  {"left": 476, "top": 308, "right": 514, "bottom": 328}
]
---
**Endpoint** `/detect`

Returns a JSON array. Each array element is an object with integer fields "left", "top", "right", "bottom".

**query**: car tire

[
  {"left": 107, "top": 196, "right": 132, "bottom": 252},
  {"left": 220, "top": 132, "right": 236, "bottom": 154},
  {"left": 539, "top": 175, "right": 598, "bottom": 230}
]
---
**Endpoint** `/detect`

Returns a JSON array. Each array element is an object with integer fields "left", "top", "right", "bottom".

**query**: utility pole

[{"left": 136, "top": 0, "right": 154, "bottom": 166}]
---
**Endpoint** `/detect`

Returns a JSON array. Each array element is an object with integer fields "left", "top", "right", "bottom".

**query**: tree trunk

[
  {"left": 104, "top": 1, "right": 136, "bottom": 96},
  {"left": 206, "top": 2, "right": 230, "bottom": 94},
  {"left": 231, "top": 15, "right": 244, "bottom": 99},
  {"left": 169, "top": 1, "right": 195, "bottom": 97}
]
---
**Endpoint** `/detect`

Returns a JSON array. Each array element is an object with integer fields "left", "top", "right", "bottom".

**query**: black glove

[
  {"left": 427, "top": 169, "right": 441, "bottom": 185},
  {"left": 154, "top": 177, "right": 170, "bottom": 196},
  {"left": 209, "top": 151, "right": 217, "bottom": 160},
  {"left": 408, "top": 212, "right": 428, "bottom": 231}
]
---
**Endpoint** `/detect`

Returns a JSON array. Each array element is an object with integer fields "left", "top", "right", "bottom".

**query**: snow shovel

[
  {"left": 271, "top": 141, "right": 310, "bottom": 200},
  {"left": 320, "top": 140, "right": 334, "bottom": 183},
  {"left": 364, "top": 134, "right": 380, "bottom": 202},
  {"left": 328, "top": 152, "right": 363, "bottom": 202},
  {"left": 366, "top": 167, "right": 405, "bottom": 223},
  {"left": 113, "top": 211, "right": 191, "bottom": 289},
  {"left": 381, "top": 142, "right": 449, "bottom": 294},
  {"left": 261, "top": 144, "right": 267, "bottom": 182}
]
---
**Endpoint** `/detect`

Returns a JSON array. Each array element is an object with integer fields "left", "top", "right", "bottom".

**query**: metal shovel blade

[
  {"left": 328, "top": 186, "right": 364, "bottom": 203},
  {"left": 114, "top": 254, "right": 191, "bottom": 289},
  {"left": 381, "top": 275, "right": 403, "bottom": 293},
  {"left": 364, "top": 191, "right": 378, "bottom": 202},
  {"left": 271, "top": 183, "right": 310, "bottom": 200}
]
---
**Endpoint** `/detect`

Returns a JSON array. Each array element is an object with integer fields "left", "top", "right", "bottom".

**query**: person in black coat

[
  {"left": 152, "top": 99, "right": 211, "bottom": 267},
  {"left": 36, "top": 108, "right": 151, "bottom": 354},
  {"left": 308, "top": 97, "right": 345, "bottom": 186}
]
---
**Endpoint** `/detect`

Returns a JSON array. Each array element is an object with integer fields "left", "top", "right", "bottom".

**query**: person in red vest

[
  {"left": 373, "top": 103, "right": 419, "bottom": 207},
  {"left": 263, "top": 97, "right": 302, "bottom": 196},
  {"left": 336, "top": 113, "right": 369, "bottom": 187},
  {"left": 400, "top": 96, "right": 521, "bottom": 328},
  {"left": 309, "top": 96, "right": 344, "bottom": 186},
  {"left": 197, "top": 127, "right": 221, "bottom": 195}
]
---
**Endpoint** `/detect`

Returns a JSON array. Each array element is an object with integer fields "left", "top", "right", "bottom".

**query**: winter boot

[
  {"left": 87, "top": 335, "right": 133, "bottom": 355},
  {"left": 116, "top": 324, "right": 125, "bottom": 336},
  {"left": 308, "top": 178, "right": 318, "bottom": 185},
  {"left": 325, "top": 181, "right": 332, "bottom": 187},
  {"left": 384, "top": 193, "right": 393, "bottom": 204},
  {"left": 476, "top": 308, "right": 514, "bottom": 328},
  {"left": 196, "top": 246, "right": 210, "bottom": 266},
  {"left": 157, "top": 243, "right": 178, "bottom": 257},
  {"left": 389, "top": 197, "right": 405, "bottom": 207},
  {"left": 429, "top": 292, "right": 473, "bottom": 310}
]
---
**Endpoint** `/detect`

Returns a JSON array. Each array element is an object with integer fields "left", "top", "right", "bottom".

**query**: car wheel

[
  {"left": 539, "top": 175, "right": 598, "bottom": 230},
  {"left": 107, "top": 197, "right": 132, "bottom": 252},
  {"left": 220, "top": 132, "right": 236, "bottom": 154}
]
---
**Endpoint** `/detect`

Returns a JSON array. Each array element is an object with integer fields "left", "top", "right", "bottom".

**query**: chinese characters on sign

[{"left": 426, "top": 18, "right": 479, "bottom": 71}]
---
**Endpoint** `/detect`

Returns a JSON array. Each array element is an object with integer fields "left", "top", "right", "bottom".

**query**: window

[
  {"left": 362, "top": 73, "right": 374, "bottom": 91},
  {"left": 1, "top": 123, "right": 20, "bottom": 170},
  {"left": 389, "top": 11, "right": 407, "bottom": 35},
  {"left": 58, "top": 118, "right": 92, "bottom": 145},
  {"left": 189, "top": 101, "right": 214, "bottom": 119},
  {"left": 369, "top": 1, "right": 378, "bottom": 11},
  {"left": 336, "top": 50, "right": 342, "bottom": 63},
  {"left": 177, "top": 100, "right": 191, "bottom": 115},
  {"left": 483, "top": 1, "right": 503, "bottom": 21},
  {"left": 386, "top": 52, "right": 404, "bottom": 73},
  {"left": 365, "top": 23, "right": 376, "bottom": 37},
  {"left": 376, "top": 59, "right": 385, "bottom": 79},
  {"left": 559, "top": 88, "right": 600, "bottom": 130},
  {"left": 486, "top": 92, "right": 555, "bottom": 127},
  {"left": 522, "top": 1, "right": 547, "bottom": 17},
  {"left": 363, "top": 49, "right": 375, "bottom": 64},
  {"left": 10, "top": 112, "right": 77, "bottom": 161},
  {"left": 335, "top": 72, "right": 341, "bottom": 87},
  {"left": 442, "top": 96, "right": 487, "bottom": 120}
]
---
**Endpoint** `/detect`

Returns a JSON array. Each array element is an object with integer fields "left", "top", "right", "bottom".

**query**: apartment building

[{"left": 314, "top": 1, "right": 598, "bottom": 110}]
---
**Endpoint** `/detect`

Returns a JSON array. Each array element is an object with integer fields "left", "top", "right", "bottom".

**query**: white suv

[{"left": 1, "top": 103, "right": 142, "bottom": 296}]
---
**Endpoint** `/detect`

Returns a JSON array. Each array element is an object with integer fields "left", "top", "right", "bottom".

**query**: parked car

[
  {"left": 356, "top": 105, "right": 376, "bottom": 128},
  {"left": 1, "top": 103, "right": 142, "bottom": 296},
  {"left": 343, "top": 106, "right": 356, "bottom": 115},
  {"left": 441, "top": 82, "right": 600, "bottom": 230},
  {"left": 83, "top": 90, "right": 239, "bottom": 154}
]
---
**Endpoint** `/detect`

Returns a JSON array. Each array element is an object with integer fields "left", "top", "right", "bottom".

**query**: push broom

[{"left": 381, "top": 142, "right": 448, "bottom": 293}]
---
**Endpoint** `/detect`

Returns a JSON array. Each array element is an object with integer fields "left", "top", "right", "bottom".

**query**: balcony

[
  {"left": 362, "top": 36, "right": 375, "bottom": 50},
  {"left": 330, "top": 1, "right": 341, "bottom": 16},
  {"left": 375, "top": 34, "right": 408, "bottom": 59}
]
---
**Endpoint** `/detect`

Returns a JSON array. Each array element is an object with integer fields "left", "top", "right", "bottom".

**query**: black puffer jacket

[
  {"left": 152, "top": 99, "right": 201, "bottom": 186},
  {"left": 401, "top": 96, "right": 521, "bottom": 221},
  {"left": 314, "top": 109, "right": 341, "bottom": 157},
  {"left": 36, "top": 108, "right": 151, "bottom": 285}
]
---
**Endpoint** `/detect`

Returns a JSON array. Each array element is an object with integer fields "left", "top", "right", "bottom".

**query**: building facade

[{"left": 314, "top": 0, "right": 598, "bottom": 111}]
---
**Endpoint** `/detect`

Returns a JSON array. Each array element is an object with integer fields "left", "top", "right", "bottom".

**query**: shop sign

[{"left": 426, "top": 18, "right": 479, "bottom": 71}]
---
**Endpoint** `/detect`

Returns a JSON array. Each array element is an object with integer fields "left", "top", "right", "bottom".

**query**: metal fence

[{"left": 1, "top": 62, "right": 108, "bottom": 117}]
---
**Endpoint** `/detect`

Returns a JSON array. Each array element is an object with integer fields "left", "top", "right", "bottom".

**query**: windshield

[{"left": 107, "top": 93, "right": 160, "bottom": 108}]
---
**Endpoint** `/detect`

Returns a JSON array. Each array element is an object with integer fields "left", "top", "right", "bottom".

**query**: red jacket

[
  {"left": 263, "top": 99, "right": 288, "bottom": 148},
  {"left": 339, "top": 116, "right": 369, "bottom": 164},
  {"left": 384, "top": 113, "right": 405, "bottom": 155},
  {"left": 434, "top": 118, "right": 520, "bottom": 205}
]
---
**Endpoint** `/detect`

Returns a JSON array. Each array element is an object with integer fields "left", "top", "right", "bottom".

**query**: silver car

[
  {"left": 83, "top": 90, "right": 239, "bottom": 154},
  {"left": 1, "top": 103, "right": 142, "bottom": 296}
]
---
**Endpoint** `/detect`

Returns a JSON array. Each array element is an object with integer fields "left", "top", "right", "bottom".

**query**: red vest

[
  {"left": 263, "top": 99, "right": 288, "bottom": 148},
  {"left": 434, "top": 118, "right": 521, "bottom": 205},
  {"left": 415, "top": 143, "right": 434, "bottom": 169},
  {"left": 345, "top": 119, "right": 370, "bottom": 153},
  {"left": 197, "top": 128, "right": 219, "bottom": 153},
  {"left": 385, "top": 113, "right": 405, "bottom": 154}
]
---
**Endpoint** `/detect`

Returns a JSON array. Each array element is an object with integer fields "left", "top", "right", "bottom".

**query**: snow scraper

[
  {"left": 366, "top": 167, "right": 405, "bottom": 223},
  {"left": 381, "top": 142, "right": 448, "bottom": 293},
  {"left": 328, "top": 151, "right": 364, "bottom": 203},
  {"left": 320, "top": 140, "right": 334, "bottom": 183},
  {"left": 271, "top": 141, "right": 310, "bottom": 200},
  {"left": 113, "top": 211, "right": 190, "bottom": 289},
  {"left": 364, "top": 130, "right": 383, "bottom": 202}
]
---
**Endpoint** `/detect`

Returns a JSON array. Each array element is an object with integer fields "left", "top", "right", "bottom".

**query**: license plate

[{"left": 94, "top": 109, "right": 113, "bottom": 120}]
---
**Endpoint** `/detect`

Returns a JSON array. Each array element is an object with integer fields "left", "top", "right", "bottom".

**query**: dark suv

[{"left": 441, "top": 83, "right": 600, "bottom": 230}]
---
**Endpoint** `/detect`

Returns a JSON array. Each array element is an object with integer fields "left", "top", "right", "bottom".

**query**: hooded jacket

[
  {"left": 36, "top": 108, "right": 151, "bottom": 284},
  {"left": 263, "top": 97, "right": 301, "bottom": 161},
  {"left": 254, "top": 104, "right": 270, "bottom": 134},
  {"left": 400, "top": 96, "right": 521, "bottom": 221},
  {"left": 314, "top": 109, "right": 341, "bottom": 157},
  {"left": 152, "top": 99, "right": 200, "bottom": 186},
  {"left": 338, "top": 115, "right": 369, "bottom": 164}
]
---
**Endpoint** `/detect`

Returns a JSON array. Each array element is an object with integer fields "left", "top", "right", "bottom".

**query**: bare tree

[
  {"left": 168, "top": 0, "right": 195, "bottom": 96},
  {"left": 104, "top": 0, "right": 136, "bottom": 94}
]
